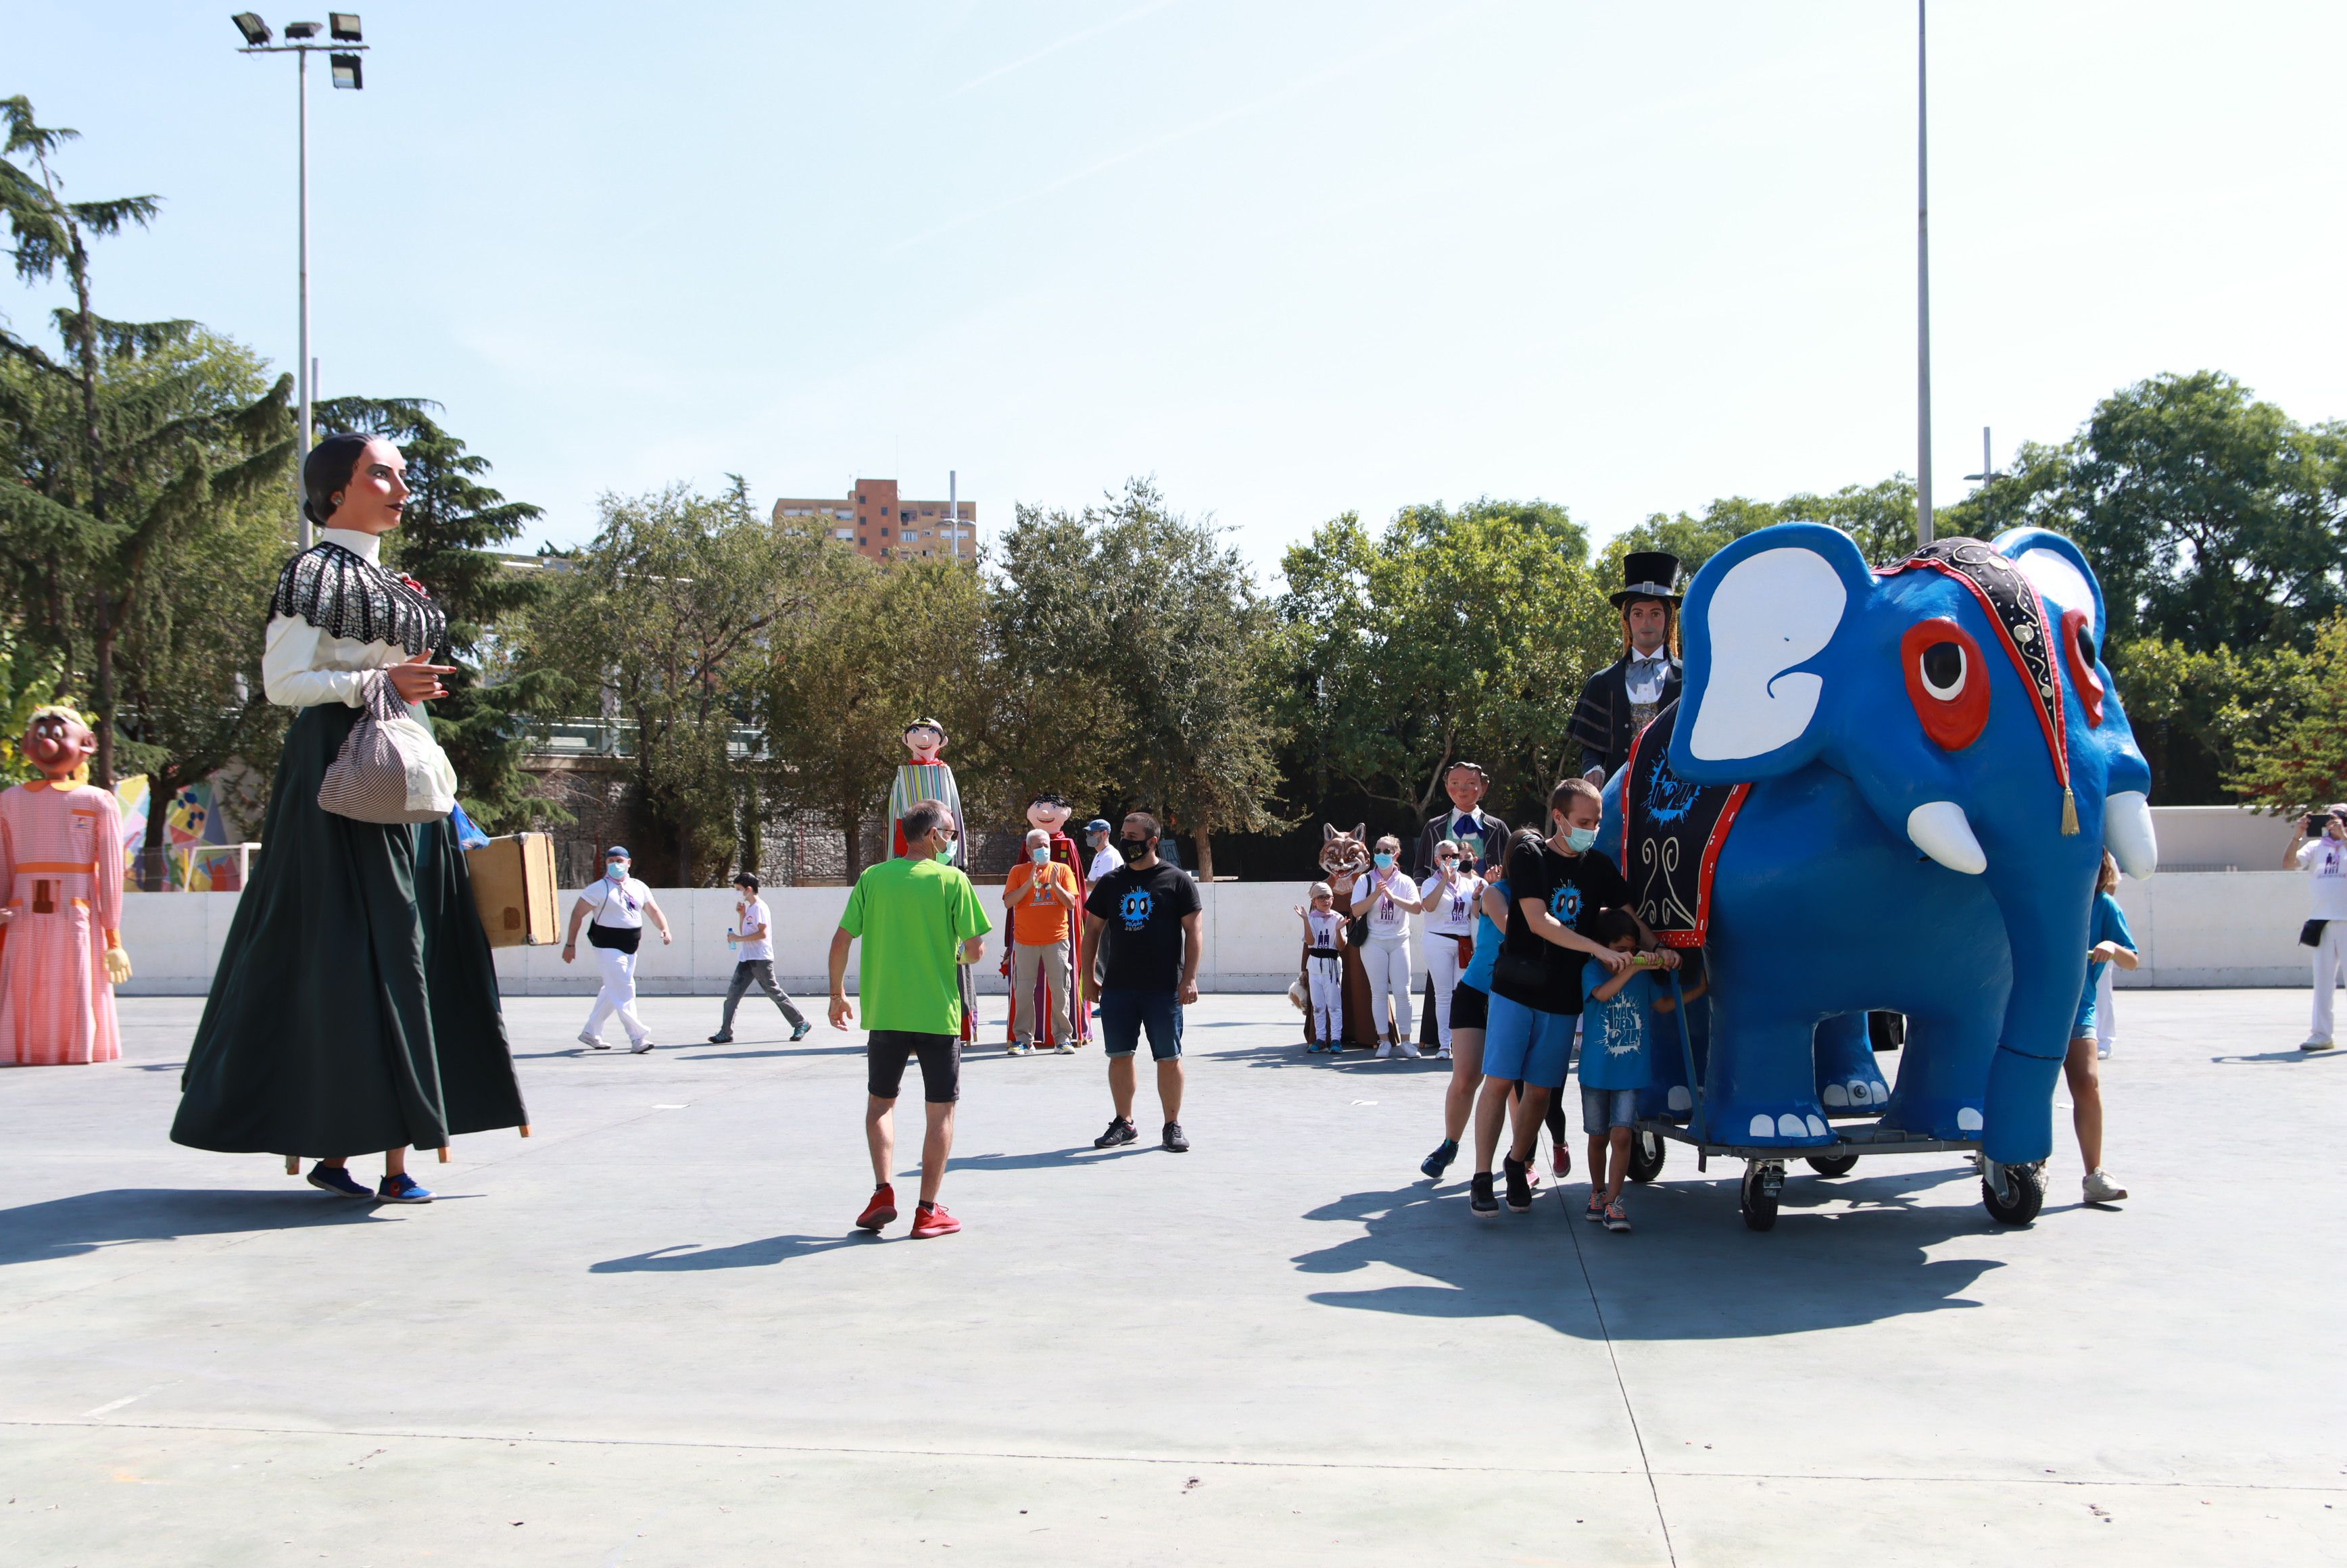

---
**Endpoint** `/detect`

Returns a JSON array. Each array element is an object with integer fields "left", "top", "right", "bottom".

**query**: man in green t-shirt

[{"left": 829, "top": 799, "right": 993, "bottom": 1238}]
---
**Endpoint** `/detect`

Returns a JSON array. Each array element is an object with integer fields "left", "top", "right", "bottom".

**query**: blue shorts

[
  {"left": 1582, "top": 1085, "right": 1639, "bottom": 1131},
  {"left": 1098, "top": 988, "right": 1184, "bottom": 1061},
  {"left": 2073, "top": 965, "right": 2104, "bottom": 1040},
  {"left": 1481, "top": 992, "right": 1575, "bottom": 1089}
]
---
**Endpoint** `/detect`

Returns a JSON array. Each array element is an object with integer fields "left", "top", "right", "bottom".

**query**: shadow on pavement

[
  {"left": 1210, "top": 1040, "right": 1446, "bottom": 1073},
  {"left": 2210, "top": 1049, "right": 2344, "bottom": 1065},
  {"left": 1291, "top": 1165, "right": 2004, "bottom": 1340},
  {"left": 0, "top": 1187, "right": 394, "bottom": 1264},
  {"left": 950, "top": 1145, "right": 1157, "bottom": 1171},
  {"left": 591, "top": 1233, "right": 873, "bottom": 1271}
]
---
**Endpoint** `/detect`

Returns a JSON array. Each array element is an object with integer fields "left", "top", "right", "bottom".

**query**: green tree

[
  {"left": 1278, "top": 497, "right": 1616, "bottom": 831},
  {"left": 1958, "top": 372, "right": 2347, "bottom": 654},
  {"left": 315, "top": 396, "right": 556, "bottom": 829},
  {"left": 521, "top": 481, "right": 821, "bottom": 884},
  {"left": 982, "top": 504, "right": 1126, "bottom": 825},
  {"left": 761, "top": 543, "right": 990, "bottom": 877},
  {"left": 0, "top": 97, "right": 293, "bottom": 787},
  {"left": 1612, "top": 477, "right": 1918, "bottom": 581},
  {"left": 0, "top": 623, "right": 66, "bottom": 785},
  {"left": 2223, "top": 614, "right": 2347, "bottom": 819}
]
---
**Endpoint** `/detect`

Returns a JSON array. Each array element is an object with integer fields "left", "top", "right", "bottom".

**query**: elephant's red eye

[
  {"left": 2062, "top": 606, "right": 2105, "bottom": 727},
  {"left": 1902, "top": 617, "right": 1989, "bottom": 750}
]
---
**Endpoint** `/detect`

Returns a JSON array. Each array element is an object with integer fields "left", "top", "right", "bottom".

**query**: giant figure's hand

[
  {"left": 104, "top": 944, "right": 133, "bottom": 985},
  {"left": 385, "top": 655, "right": 456, "bottom": 704}
]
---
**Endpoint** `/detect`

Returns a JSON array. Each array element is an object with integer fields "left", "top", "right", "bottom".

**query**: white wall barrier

[{"left": 112, "top": 872, "right": 2319, "bottom": 998}]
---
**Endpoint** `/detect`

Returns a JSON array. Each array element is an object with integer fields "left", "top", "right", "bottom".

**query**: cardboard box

[{"left": 466, "top": 833, "right": 558, "bottom": 948}]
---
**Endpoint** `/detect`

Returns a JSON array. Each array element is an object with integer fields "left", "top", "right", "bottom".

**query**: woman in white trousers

[
  {"left": 560, "top": 847, "right": 674, "bottom": 1054},
  {"left": 1417, "top": 840, "right": 1483, "bottom": 1056},
  {"left": 1353, "top": 835, "right": 1424, "bottom": 1057}
]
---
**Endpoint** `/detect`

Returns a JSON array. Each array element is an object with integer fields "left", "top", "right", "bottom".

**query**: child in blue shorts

[
  {"left": 1579, "top": 908, "right": 1676, "bottom": 1233},
  {"left": 2068, "top": 851, "right": 2139, "bottom": 1206}
]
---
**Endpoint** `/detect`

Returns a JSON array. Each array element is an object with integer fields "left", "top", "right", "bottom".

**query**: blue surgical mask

[
  {"left": 1029, "top": 844, "right": 1050, "bottom": 864},
  {"left": 1373, "top": 852, "right": 1394, "bottom": 869},
  {"left": 605, "top": 861, "right": 627, "bottom": 879},
  {"left": 1565, "top": 827, "right": 1597, "bottom": 852}
]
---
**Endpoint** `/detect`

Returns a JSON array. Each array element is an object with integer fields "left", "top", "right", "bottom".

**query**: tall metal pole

[
  {"left": 297, "top": 47, "right": 312, "bottom": 547},
  {"left": 1916, "top": 0, "right": 1934, "bottom": 545}
]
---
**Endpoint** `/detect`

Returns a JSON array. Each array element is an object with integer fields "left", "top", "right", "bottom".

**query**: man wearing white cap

[{"left": 562, "top": 845, "right": 673, "bottom": 1054}]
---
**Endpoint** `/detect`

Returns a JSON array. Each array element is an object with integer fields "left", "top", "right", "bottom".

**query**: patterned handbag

[{"left": 316, "top": 671, "right": 460, "bottom": 824}]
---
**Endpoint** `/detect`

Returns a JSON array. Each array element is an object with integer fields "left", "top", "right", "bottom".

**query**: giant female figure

[{"left": 172, "top": 435, "right": 527, "bottom": 1202}]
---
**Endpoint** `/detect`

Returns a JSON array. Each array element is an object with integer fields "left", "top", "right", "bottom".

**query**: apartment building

[{"left": 771, "top": 479, "right": 977, "bottom": 563}]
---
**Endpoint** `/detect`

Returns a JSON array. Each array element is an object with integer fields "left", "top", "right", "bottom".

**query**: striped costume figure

[
  {"left": 889, "top": 718, "right": 975, "bottom": 1041},
  {"left": 0, "top": 778, "right": 127, "bottom": 1066}
]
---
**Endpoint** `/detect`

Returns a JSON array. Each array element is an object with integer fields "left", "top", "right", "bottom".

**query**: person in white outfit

[
  {"left": 1295, "top": 883, "right": 1348, "bottom": 1050},
  {"left": 2287, "top": 805, "right": 2347, "bottom": 1051},
  {"left": 1418, "top": 839, "right": 1484, "bottom": 1058},
  {"left": 560, "top": 846, "right": 673, "bottom": 1054},
  {"left": 1352, "top": 835, "right": 1424, "bottom": 1057}
]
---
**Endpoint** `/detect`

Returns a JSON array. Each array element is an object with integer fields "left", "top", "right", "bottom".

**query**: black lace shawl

[{"left": 269, "top": 541, "right": 447, "bottom": 658}]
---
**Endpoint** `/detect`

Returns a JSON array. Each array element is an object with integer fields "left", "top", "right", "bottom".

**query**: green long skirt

[{"left": 172, "top": 700, "right": 527, "bottom": 1158}]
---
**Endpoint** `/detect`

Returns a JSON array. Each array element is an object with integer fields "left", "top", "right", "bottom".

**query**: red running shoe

[
  {"left": 910, "top": 1202, "right": 961, "bottom": 1238},
  {"left": 856, "top": 1183, "right": 898, "bottom": 1232}
]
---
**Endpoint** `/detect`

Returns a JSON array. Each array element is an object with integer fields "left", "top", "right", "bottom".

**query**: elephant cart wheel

[
  {"left": 1628, "top": 1131, "right": 1666, "bottom": 1183},
  {"left": 1738, "top": 1162, "right": 1781, "bottom": 1231},
  {"left": 1806, "top": 1153, "right": 1860, "bottom": 1178},
  {"left": 1981, "top": 1161, "right": 2046, "bottom": 1226}
]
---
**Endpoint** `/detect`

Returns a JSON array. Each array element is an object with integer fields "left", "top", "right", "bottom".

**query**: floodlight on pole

[{"left": 231, "top": 14, "right": 372, "bottom": 547}]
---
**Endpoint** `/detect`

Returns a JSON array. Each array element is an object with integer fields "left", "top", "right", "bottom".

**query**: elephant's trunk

[{"left": 1978, "top": 856, "right": 2097, "bottom": 1165}]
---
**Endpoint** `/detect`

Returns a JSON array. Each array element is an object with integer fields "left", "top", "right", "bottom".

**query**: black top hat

[{"left": 1610, "top": 551, "right": 1684, "bottom": 607}]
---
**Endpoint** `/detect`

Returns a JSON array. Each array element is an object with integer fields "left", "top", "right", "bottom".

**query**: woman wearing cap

[
  {"left": 1568, "top": 552, "right": 1685, "bottom": 785},
  {"left": 171, "top": 434, "right": 527, "bottom": 1203},
  {"left": 562, "top": 846, "right": 673, "bottom": 1053}
]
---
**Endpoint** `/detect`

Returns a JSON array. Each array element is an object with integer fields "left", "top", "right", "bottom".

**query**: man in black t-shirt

[
  {"left": 1082, "top": 811, "right": 1204, "bottom": 1153},
  {"left": 1470, "top": 778, "right": 1665, "bottom": 1219}
]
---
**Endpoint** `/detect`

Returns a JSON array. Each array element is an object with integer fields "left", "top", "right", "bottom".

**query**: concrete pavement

[{"left": 2, "top": 988, "right": 2342, "bottom": 1566}]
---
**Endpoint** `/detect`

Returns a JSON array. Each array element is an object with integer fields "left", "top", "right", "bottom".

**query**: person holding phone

[{"left": 2285, "top": 804, "right": 2347, "bottom": 1052}]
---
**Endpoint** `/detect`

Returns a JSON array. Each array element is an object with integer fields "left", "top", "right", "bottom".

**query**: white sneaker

[
  {"left": 1436, "top": 1045, "right": 1453, "bottom": 1060},
  {"left": 1396, "top": 1041, "right": 1422, "bottom": 1059},
  {"left": 2300, "top": 1037, "right": 2337, "bottom": 1053},
  {"left": 629, "top": 1037, "right": 656, "bottom": 1055},
  {"left": 1054, "top": 1041, "right": 1073, "bottom": 1055},
  {"left": 578, "top": 1031, "right": 610, "bottom": 1051},
  {"left": 1374, "top": 1041, "right": 1393, "bottom": 1059},
  {"left": 2096, "top": 1041, "right": 2112, "bottom": 1060},
  {"left": 2082, "top": 1169, "right": 2127, "bottom": 1203}
]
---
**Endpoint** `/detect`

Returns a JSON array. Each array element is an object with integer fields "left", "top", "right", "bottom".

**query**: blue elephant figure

[{"left": 1617, "top": 524, "right": 2156, "bottom": 1171}]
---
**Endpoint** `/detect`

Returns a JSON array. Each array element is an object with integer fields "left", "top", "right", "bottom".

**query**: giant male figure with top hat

[{"left": 1569, "top": 551, "right": 1685, "bottom": 785}]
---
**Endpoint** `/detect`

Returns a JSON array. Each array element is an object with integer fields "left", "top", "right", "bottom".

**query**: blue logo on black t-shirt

[
  {"left": 1550, "top": 885, "right": 1582, "bottom": 925},
  {"left": 1119, "top": 888, "right": 1155, "bottom": 929}
]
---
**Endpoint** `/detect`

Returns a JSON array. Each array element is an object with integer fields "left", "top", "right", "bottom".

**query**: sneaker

[
  {"left": 856, "top": 1183, "right": 898, "bottom": 1232},
  {"left": 1584, "top": 1190, "right": 1607, "bottom": 1223},
  {"left": 2095, "top": 1041, "right": 2110, "bottom": 1060},
  {"left": 1469, "top": 1171, "right": 1498, "bottom": 1219},
  {"left": 1094, "top": 1117, "right": 1138, "bottom": 1149},
  {"left": 1007, "top": 1042, "right": 1033, "bottom": 1056},
  {"left": 1603, "top": 1199, "right": 1630, "bottom": 1233},
  {"left": 789, "top": 1021, "right": 812, "bottom": 1042},
  {"left": 1420, "top": 1137, "right": 1458, "bottom": 1181},
  {"left": 2082, "top": 1169, "right": 2128, "bottom": 1204},
  {"left": 629, "top": 1037, "right": 656, "bottom": 1055},
  {"left": 1396, "top": 1042, "right": 1422, "bottom": 1060},
  {"left": 2301, "top": 1037, "right": 2338, "bottom": 1053},
  {"left": 911, "top": 1202, "right": 961, "bottom": 1238},
  {"left": 1552, "top": 1143, "right": 1570, "bottom": 1179},
  {"left": 1436, "top": 1045, "right": 1452, "bottom": 1060},
  {"left": 1374, "top": 1041, "right": 1393, "bottom": 1059},
  {"left": 306, "top": 1163, "right": 374, "bottom": 1200},
  {"left": 1054, "top": 1041, "right": 1073, "bottom": 1055},
  {"left": 1162, "top": 1122, "right": 1190, "bottom": 1153},
  {"left": 377, "top": 1172, "right": 433, "bottom": 1204},
  {"left": 578, "top": 1031, "right": 610, "bottom": 1051},
  {"left": 706, "top": 1031, "right": 734, "bottom": 1045},
  {"left": 1502, "top": 1156, "right": 1532, "bottom": 1213}
]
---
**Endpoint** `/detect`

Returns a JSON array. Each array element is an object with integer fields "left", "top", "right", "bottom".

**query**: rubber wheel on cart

[
  {"left": 1981, "top": 1162, "right": 2046, "bottom": 1226},
  {"left": 1806, "top": 1153, "right": 1860, "bottom": 1177},
  {"left": 1738, "top": 1166, "right": 1779, "bottom": 1231},
  {"left": 1628, "top": 1131, "right": 1666, "bottom": 1183}
]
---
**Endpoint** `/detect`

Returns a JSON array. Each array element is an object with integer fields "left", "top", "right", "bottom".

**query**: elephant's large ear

[
  {"left": 1671, "top": 523, "right": 1876, "bottom": 783},
  {"left": 1993, "top": 528, "right": 2107, "bottom": 643}
]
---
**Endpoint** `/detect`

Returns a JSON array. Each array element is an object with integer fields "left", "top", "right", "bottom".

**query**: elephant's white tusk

[
  {"left": 2104, "top": 789, "right": 2157, "bottom": 881},
  {"left": 1907, "top": 801, "right": 1988, "bottom": 875}
]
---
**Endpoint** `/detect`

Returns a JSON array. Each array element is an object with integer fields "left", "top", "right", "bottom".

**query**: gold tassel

[
  {"left": 285, "top": 1155, "right": 299, "bottom": 1175},
  {"left": 2061, "top": 787, "right": 2080, "bottom": 836}
]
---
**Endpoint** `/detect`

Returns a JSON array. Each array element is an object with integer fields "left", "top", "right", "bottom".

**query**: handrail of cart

[{"left": 1668, "top": 967, "right": 1704, "bottom": 1146}]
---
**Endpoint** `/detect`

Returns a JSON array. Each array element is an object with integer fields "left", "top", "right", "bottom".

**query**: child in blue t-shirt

[
  {"left": 1578, "top": 907, "right": 1677, "bottom": 1233},
  {"left": 2068, "top": 852, "right": 2139, "bottom": 1207}
]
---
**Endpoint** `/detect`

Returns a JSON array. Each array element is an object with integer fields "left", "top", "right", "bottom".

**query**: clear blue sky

[{"left": 7, "top": 1, "right": 2342, "bottom": 574}]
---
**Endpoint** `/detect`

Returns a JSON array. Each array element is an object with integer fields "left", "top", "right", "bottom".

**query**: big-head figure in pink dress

[{"left": 0, "top": 706, "right": 132, "bottom": 1066}]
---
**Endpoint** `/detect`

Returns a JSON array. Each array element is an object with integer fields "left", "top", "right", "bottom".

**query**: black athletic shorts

[
  {"left": 1449, "top": 980, "right": 1489, "bottom": 1031},
  {"left": 867, "top": 1029, "right": 961, "bottom": 1104}
]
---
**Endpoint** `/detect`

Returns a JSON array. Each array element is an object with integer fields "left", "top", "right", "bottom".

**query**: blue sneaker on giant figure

[
  {"left": 376, "top": 1173, "right": 433, "bottom": 1204},
  {"left": 306, "top": 1163, "right": 373, "bottom": 1200}
]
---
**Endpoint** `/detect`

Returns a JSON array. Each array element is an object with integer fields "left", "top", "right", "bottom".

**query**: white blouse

[
  {"left": 261, "top": 527, "right": 420, "bottom": 710},
  {"left": 1419, "top": 871, "right": 1484, "bottom": 936}
]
